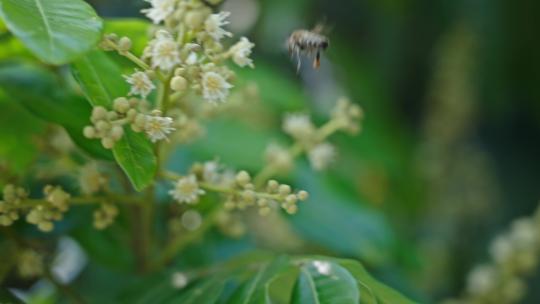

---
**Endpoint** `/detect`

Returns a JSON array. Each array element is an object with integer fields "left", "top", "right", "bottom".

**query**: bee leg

[
  {"left": 313, "top": 50, "right": 321, "bottom": 69},
  {"left": 296, "top": 49, "right": 301, "bottom": 72}
]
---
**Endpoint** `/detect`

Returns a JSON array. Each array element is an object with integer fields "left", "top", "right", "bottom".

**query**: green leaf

[
  {"left": 72, "top": 50, "right": 157, "bottom": 191},
  {"left": 228, "top": 256, "right": 290, "bottom": 304},
  {"left": 0, "top": 89, "right": 44, "bottom": 174},
  {"left": 0, "top": 63, "right": 112, "bottom": 160},
  {"left": 0, "top": 0, "right": 103, "bottom": 64},
  {"left": 291, "top": 261, "right": 360, "bottom": 304},
  {"left": 265, "top": 267, "right": 299, "bottom": 304},
  {"left": 174, "top": 277, "right": 226, "bottom": 304},
  {"left": 292, "top": 166, "right": 395, "bottom": 265},
  {"left": 338, "top": 260, "right": 416, "bottom": 304},
  {"left": 112, "top": 128, "right": 157, "bottom": 191}
]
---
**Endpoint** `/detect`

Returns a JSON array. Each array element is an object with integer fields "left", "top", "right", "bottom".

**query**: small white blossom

[
  {"left": 204, "top": 12, "right": 232, "bottom": 41},
  {"left": 201, "top": 71, "right": 233, "bottom": 104},
  {"left": 229, "top": 37, "right": 255, "bottom": 68},
  {"left": 308, "top": 143, "right": 335, "bottom": 171},
  {"left": 142, "top": 0, "right": 176, "bottom": 24},
  {"left": 510, "top": 218, "right": 538, "bottom": 250},
  {"left": 171, "top": 272, "right": 189, "bottom": 289},
  {"left": 202, "top": 161, "right": 220, "bottom": 183},
  {"left": 169, "top": 175, "right": 205, "bottom": 204},
  {"left": 149, "top": 31, "right": 181, "bottom": 71},
  {"left": 79, "top": 163, "right": 106, "bottom": 194},
  {"left": 144, "top": 114, "right": 175, "bottom": 142},
  {"left": 181, "top": 210, "right": 202, "bottom": 231},
  {"left": 265, "top": 143, "right": 292, "bottom": 171},
  {"left": 283, "top": 114, "right": 315, "bottom": 139},
  {"left": 467, "top": 265, "right": 497, "bottom": 295},
  {"left": 312, "top": 260, "right": 332, "bottom": 276},
  {"left": 186, "top": 52, "right": 198, "bottom": 65},
  {"left": 489, "top": 235, "right": 513, "bottom": 265},
  {"left": 124, "top": 71, "right": 155, "bottom": 98}
]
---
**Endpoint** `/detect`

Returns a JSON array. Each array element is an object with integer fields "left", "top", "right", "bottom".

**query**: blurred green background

[
  {"left": 2, "top": 0, "right": 540, "bottom": 302},
  {"left": 65, "top": 0, "right": 540, "bottom": 302}
]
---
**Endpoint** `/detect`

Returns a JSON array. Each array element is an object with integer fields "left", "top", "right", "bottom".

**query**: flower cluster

[
  {"left": 79, "top": 163, "right": 107, "bottom": 195},
  {"left": 445, "top": 206, "right": 540, "bottom": 304},
  {"left": 26, "top": 185, "right": 71, "bottom": 232},
  {"left": 263, "top": 97, "right": 364, "bottom": 174},
  {"left": 83, "top": 98, "right": 176, "bottom": 147},
  {"left": 166, "top": 160, "right": 308, "bottom": 216},
  {"left": 0, "top": 184, "right": 27, "bottom": 226},
  {"left": 93, "top": 203, "right": 119, "bottom": 230}
]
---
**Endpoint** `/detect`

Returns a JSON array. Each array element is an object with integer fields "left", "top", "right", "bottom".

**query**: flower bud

[
  {"left": 110, "top": 125, "right": 124, "bottom": 141},
  {"left": 297, "top": 190, "right": 309, "bottom": 201},
  {"left": 278, "top": 184, "right": 291, "bottom": 196},
  {"left": 118, "top": 37, "right": 132, "bottom": 53},
  {"left": 235, "top": 171, "right": 251, "bottom": 186},
  {"left": 170, "top": 76, "right": 187, "bottom": 92},
  {"left": 83, "top": 126, "right": 96, "bottom": 138},
  {"left": 96, "top": 120, "right": 111, "bottom": 132},
  {"left": 113, "top": 97, "right": 130, "bottom": 113},
  {"left": 101, "top": 137, "right": 115, "bottom": 149},
  {"left": 92, "top": 106, "right": 107, "bottom": 121}
]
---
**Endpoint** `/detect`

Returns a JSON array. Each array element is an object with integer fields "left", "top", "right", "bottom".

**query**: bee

[{"left": 287, "top": 25, "right": 329, "bottom": 72}]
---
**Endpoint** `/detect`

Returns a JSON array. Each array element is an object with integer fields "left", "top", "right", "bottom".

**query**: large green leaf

[
  {"left": 291, "top": 261, "right": 360, "bottom": 304},
  {"left": 228, "top": 256, "right": 290, "bottom": 304},
  {"left": 292, "top": 166, "right": 395, "bottom": 265},
  {"left": 0, "top": 0, "right": 102, "bottom": 64},
  {"left": 338, "top": 260, "right": 416, "bottom": 304},
  {"left": 0, "top": 91, "right": 44, "bottom": 173},
  {"left": 0, "top": 63, "right": 112, "bottom": 160},
  {"left": 72, "top": 51, "right": 157, "bottom": 191},
  {"left": 174, "top": 277, "right": 226, "bottom": 304}
]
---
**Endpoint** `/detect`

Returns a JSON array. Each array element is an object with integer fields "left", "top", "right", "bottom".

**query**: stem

[{"left": 13, "top": 195, "right": 141, "bottom": 210}]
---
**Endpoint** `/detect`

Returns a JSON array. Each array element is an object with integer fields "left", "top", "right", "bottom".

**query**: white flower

[
  {"left": 312, "top": 260, "right": 332, "bottom": 276},
  {"left": 142, "top": 0, "right": 175, "bottom": 24},
  {"left": 489, "top": 235, "right": 514, "bottom": 265},
  {"left": 308, "top": 143, "right": 335, "bottom": 171},
  {"left": 169, "top": 175, "right": 205, "bottom": 204},
  {"left": 201, "top": 71, "right": 233, "bottom": 104},
  {"left": 124, "top": 71, "right": 155, "bottom": 98},
  {"left": 181, "top": 210, "right": 202, "bottom": 231},
  {"left": 467, "top": 265, "right": 497, "bottom": 295},
  {"left": 144, "top": 114, "right": 175, "bottom": 142},
  {"left": 265, "top": 143, "right": 292, "bottom": 171},
  {"left": 202, "top": 161, "right": 220, "bottom": 183},
  {"left": 229, "top": 37, "right": 255, "bottom": 68},
  {"left": 79, "top": 163, "right": 106, "bottom": 194},
  {"left": 283, "top": 113, "right": 315, "bottom": 139},
  {"left": 204, "top": 12, "right": 232, "bottom": 41},
  {"left": 186, "top": 52, "right": 198, "bottom": 65},
  {"left": 171, "top": 272, "right": 189, "bottom": 289},
  {"left": 149, "top": 30, "right": 181, "bottom": 71},
  {"left": 510, "top": 218, "right": 538, "bottom": 250}
]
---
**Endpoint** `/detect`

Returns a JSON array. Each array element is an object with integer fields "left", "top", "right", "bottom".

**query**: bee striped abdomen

[{"left": 287, "top": 29, "right": 329, "bottom": 71}]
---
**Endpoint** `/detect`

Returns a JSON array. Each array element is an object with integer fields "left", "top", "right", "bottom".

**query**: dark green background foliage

[{"left": 1, "top": 0, "right": 539, "bottom": 303}]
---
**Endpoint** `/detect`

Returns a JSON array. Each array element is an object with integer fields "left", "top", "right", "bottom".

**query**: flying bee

[{"left": 287, "top": 25, "right": 329, "bottom": 72}]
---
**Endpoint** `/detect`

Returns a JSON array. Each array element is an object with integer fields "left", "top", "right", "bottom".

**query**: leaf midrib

[
  {"left": 33, "top": 0, "right": 54, "bottom": 55},
  {"left": 302, "top": 268, "right": 321, "bottom": 304}
]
